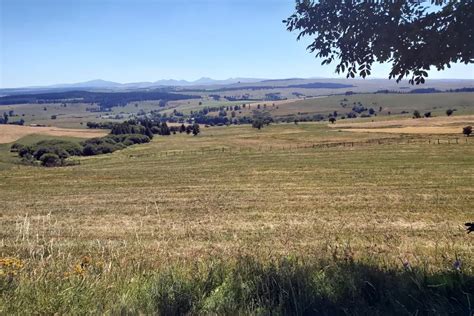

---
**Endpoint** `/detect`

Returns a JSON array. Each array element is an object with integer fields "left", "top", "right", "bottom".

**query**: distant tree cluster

[
  {"left": 86, "top": 121, "right": 119, "bottom": 129},
  {"left": 11, "top": 118, "right": 203, "bottom": 167},
  {"left": 82, "top": 134, "right": 150, "bottom": 156},
  {"left": 0, "top": 90, "right": 199, "bottom": 110},
  {"left": 251, "top": 112, "right": 273, "bottom": 130},
  {"left": 87, "top": 119, "right": 200, "bottom": 138},
  {"left": 264, "top": 93, "right": 285, "bottom": 101},
  {"left": 0, "top": 112, "right": 9, "bottom": 124},
  {"left": 223, "top": 95, "right": 251, "bottom": 102},
  {"left": 335, "top": 100, "right": 380, "bottom": 120},
  {"left": 11, "top": 134, "right": 152, "bottom": 167},
  {"left": 0, "top": 112, "right": 25, "bottom": 125}
]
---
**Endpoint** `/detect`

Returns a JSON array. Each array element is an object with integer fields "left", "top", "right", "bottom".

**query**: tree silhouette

[
  {"left": 284, "top": 1, "right": 473, "bottom": 84},
  {"left": 192, "top": 123, "right": 200, "bottom": 136},
  {"left": 252, "top": 119, "right": 264, "bottom": 130},
  {"left": 463, "top": 126, "right": 472, "bottom": 137}
]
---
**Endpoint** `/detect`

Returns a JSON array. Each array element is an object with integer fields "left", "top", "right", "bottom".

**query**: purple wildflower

[
  {"left": 403, "top": 260, "right": 411, "bottom": 270},
  {"left": 453, "top": 259, "right": 462, "bottom": 271}
]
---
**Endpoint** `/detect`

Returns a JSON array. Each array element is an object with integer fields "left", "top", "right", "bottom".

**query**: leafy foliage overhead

[{"left": 284, "top": 0, "right": 473, "bottom": 84}]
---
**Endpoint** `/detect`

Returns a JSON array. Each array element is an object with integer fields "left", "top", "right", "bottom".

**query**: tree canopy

[{"left": 284, "top": 0, "right": 473, "bottom": 84}]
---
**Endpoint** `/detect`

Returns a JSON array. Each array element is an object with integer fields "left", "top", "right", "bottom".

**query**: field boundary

[{"left": 128, "top": 136, "right": 472, "bottom": 159}]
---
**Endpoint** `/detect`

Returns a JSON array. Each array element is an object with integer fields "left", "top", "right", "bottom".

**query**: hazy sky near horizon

[{"left": 1, "top": 0, "right": 473, "bottom": 88}]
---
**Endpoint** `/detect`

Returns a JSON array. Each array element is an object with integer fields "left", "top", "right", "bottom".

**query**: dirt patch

[{"left": 0, "top": 125, "right": 108, "bottom": 144}]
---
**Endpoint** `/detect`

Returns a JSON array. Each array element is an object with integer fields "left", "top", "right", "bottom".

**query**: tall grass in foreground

[{"left": 2, "top": 256, "right": 473, "bottom": 315}]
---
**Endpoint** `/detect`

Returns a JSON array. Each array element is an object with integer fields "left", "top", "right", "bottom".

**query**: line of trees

[
  {"left": 11, "top": 134, "right": 151, "bottom": 167},
  {"left": 12, "top": 119, "right": 201, "bottom": 167},
  {"left": 0, "top": 90, "right": 199, "bottom": 110},
  {"left": 0, "top": 112, "right": 25, "bottom": 125}
]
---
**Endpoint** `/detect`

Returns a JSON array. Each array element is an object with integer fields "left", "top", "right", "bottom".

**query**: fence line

[{"left": 128, "top": 137, "right": 471, "bottom": 159}]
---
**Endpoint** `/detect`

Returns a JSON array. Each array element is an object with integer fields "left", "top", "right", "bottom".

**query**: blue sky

[{"left": 1, "top": 0, "right": 473, "bottom": 88}]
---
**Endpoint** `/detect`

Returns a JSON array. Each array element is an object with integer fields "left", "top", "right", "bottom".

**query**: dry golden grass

[
  {"left": 1, "top": 123, "right": 472, "bottom": 271},
  {"left": 0, "top": 124, "right": 108, "bottom": 144},
  {"left": 1, "top": 122, "right": 473, "bottom": 314},
  {"left": 333, "top": 114, "right": 474, "bottom": 128},
  {"left": 340, "top": 126, "right": 463, "bottom": 134},
  {"left": 332, "top": 115, "right": 474, "bottom": 134}
]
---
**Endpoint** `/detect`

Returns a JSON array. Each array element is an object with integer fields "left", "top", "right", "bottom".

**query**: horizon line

[{"left": 2, "top": 76, "right": 474, "bottom": 90}]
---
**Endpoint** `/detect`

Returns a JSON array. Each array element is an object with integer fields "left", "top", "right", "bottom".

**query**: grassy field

[
  {"left": 2, "top": 92, "right": 473, "bottom": 130},
  {"left": 0, "top": 124, "right": 107, "bottom": 144},
  {"left": 1, "top": 121, "right": 473, "bottom": 313},
  {"left": 254, "top": 92, "right": 474, "bottom": 119}
]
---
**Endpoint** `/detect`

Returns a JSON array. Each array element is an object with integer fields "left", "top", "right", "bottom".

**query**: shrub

[
  {"left": 424, "top": 112, "right": 432, "bottom": 118},
  {"left": 10, "top": 143, "right": 25, "bottom": 153},
  {"left": 83, "top": 136, "right": 117, "bottom": 146},
  {"left": 13, "top": 123, "right": 155, "bottom": 166},
  {"left": 151, "top": 126, "right": 161, "bottom": 134},
  {"left": 82, "top": 144, "right": 99, "bottom": 156},
  {"left": 123, "top": 134, "right": 150, "bottom": 144},
  {"left": 18, "top": 146, "right": 33, "bottom": 158},
  {"left": 413, "top": 110, "right": 421, "bottom": 118},
  {"left": 252, "top": 119, "right": 264, "bottom": 130},
  {"left": 82, "top": 143, "right": 124, "bottom": 156},
  {"left": 463, "top": 126, "right": 472, "bottom": 137},
  {"left": 192, "top": 123, "right": 200, "bottom": 136},
  {"left": 40, "top": 153, "right": 62, "bottom": 167},
  {"left": 446, "top": 109, "right": 453, "bottom": 116},
  {"left": 96, "top": 143, "right": 117, "bottom": 154},
  {"left": 34, "top": 140, "right": 83, "bottom": 156},
  {"left": 111, "top": 122, "right": 146, "bottom": 135}
]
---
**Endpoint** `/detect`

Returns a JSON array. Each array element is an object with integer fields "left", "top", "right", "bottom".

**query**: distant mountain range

[
  {"left": 1, "top": 77, "right": 473, "bottom": 97},
  {"left": 16, "top": 77, "right": 267, "bottom": 90}
]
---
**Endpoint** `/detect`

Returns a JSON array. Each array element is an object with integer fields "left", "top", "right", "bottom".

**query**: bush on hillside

[
  {"left": 12, "top": 123, "right": 152, "bottom": 167},
  {"left": 35, "top": 140, "right": 83, "bottom": 156},
  {"left": 10, "top": 143, "right": 25, "bottom": 153},
  {"left": 463, "top": 126, "right": 472, "bottom": 137},
  {"left": 81, "top": 134, "right": 150, "bottom": 156},
  {"left": 40, "top": 153, "right": 62, "bottom": 167}
]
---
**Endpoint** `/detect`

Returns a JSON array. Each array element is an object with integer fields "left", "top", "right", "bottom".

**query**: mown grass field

[{"left": 1, "top": 122, "right": 473, "bottom": 314}]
